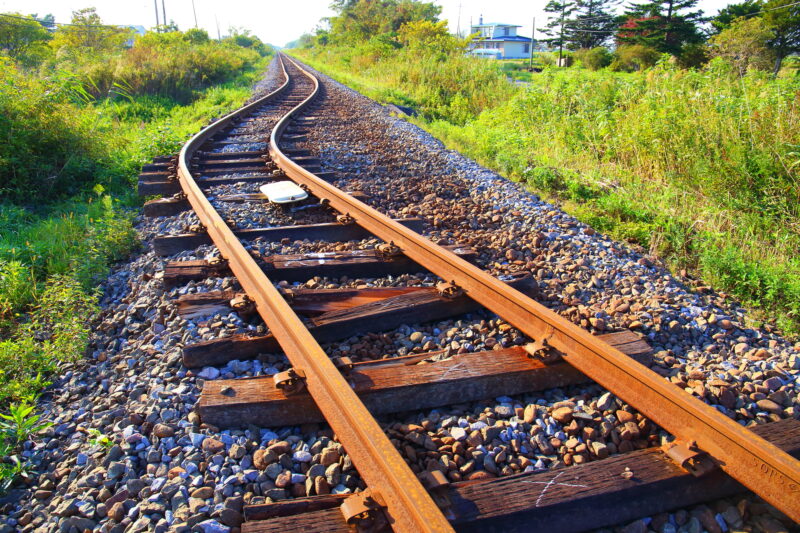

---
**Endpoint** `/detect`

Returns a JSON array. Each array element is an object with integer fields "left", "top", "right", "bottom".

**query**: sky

[{"left": 0, "top": 0, "right": 737, "bottom": 47}]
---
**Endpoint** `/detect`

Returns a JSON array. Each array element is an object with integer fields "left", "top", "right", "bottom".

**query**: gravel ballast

[{"left": 1, "top": 55, "right": 797, "bottom": 533}]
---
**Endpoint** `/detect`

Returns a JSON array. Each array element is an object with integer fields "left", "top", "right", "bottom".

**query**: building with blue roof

[{"left": 468, "top": 16, "right": 532, "bottom": 59}]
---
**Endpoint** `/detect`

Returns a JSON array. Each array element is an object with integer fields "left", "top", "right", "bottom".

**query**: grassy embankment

[
  {"left": 0, "top": 25, "right": 270, "bottom": 486},
  {"left": 292, "top": 46, "right": 800, "bottom": 337}
]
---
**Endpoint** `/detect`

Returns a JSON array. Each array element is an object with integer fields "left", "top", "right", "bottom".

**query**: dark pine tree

[
  {"left": 541, "top": 0, "right": 578, "bottom": 63},
  {"left": 710, "top": 0, "right": 763, "bottom": 33},
  {"left": 564, "top": 0, "right": 621, "bottom": 49},
  {"left": 618, "top": 0, "right": 705, "bottom": 55},
  {"left": 764, "top": 0, "right": 800, "bottom": 74}
]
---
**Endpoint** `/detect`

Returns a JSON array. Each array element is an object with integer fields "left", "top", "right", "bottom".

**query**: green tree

[
  {"left": 289, "top": 33, "right": 316, "bottom": 48},
  {"left": 0, "top": 13, "right": 52, "bottom": 62},
  {"left": 708, "top": 16, "right": 774, "bottom": 74},
  {"left": 327, "top": 0, "right": 441, "bottom": 43},
  {"left": 155, "top": 21, "right": 179, "bottom": 33},
  {"left": 575, "top": 45, "right": 614, "bottom": 68},
  {"left": 184, "top": 27, "right": 210, "bottom": 44},
  {"left": 50, "top": 8, "right": 131, "bottom": 55},
  {"left": 226, "top": 27, "right": 268, "bottom": 55},
  {"left": 609, "top": 43, "right": 661, "bottom": 70},
  {"left": 397, "top": 19, "right": 467, "bottom": 54},
  {"left": 763, "top": 0, "right": 800, "bottom": 74},
  {"left": 618, "top": 0, "right": 705, "bottom": 55},
  {"left": 564, "top": 0, "right": 620, "bottom": 49},
  {"left": 710, "top": 0, "right": 762, "bottom": 33},
  {"left": 542, "top": 0, "right": 578, "bottom": 63}
]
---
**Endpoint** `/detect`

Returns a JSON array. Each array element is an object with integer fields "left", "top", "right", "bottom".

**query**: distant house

[
  {"left": 468, "top": 17, "right": 532, "bottom": 59},
  {"left": 123, "top": 25, "right": 146, "bottom": 47}
]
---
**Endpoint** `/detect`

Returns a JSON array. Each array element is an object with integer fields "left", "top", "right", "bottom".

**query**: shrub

[
  {"left": 0, "top": 260, "right": 37, "bottom": 320},
  {"left": 676, "top": 42, "right": 709, "bottom": 69},
  {"left": 575, "top": 47, "right": 613, "bottom": 71},
  {"left": 0, "top": 60, "right": 109, "bottom": 202},
  {"left": 708, "top": 16, "right": 775, "bottom": 75},
  {"left": 0, "top": 275, "right": 96, "bottom": 406},
  {"left": 610, "top": 45, "right": 661, "bottom": 71},
  {"left": 81, "top": 32, "right": 263, "bottom": 102},
  {"left": 298, "top": 42, "right": 512, "bottom": 124},
  {"left": 524, "top": 167, "right": 565, "bottom": 191},
  {"left": 537, "top": 52, "right": 558, "bottom": 67}
]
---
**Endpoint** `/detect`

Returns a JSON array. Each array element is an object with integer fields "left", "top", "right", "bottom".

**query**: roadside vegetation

[
  {"left": 0, "top": 7, "right": 270, "bottom": 488},
  {"left": 291, "top": 0, "right": 800, "bottom": 338}
]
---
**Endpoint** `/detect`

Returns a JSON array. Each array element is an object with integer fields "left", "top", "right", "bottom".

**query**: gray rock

[
  {"left": 195, "top": 519, "right": 230, "bottom": 533},
  {"left": 597, "top": 392, "right": 615, "bottom": 411}
]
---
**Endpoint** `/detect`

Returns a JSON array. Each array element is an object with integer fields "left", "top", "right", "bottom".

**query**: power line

[
  {"left": 0, "top": 12, "right": 131, "bottom": 29},
  {"left": 563, "top": 27, "right": 617, "bottom": 33},
  {"left": 550, "top": 0, "right": 800, "bottom": 28},
  {"left": 564, "top": 13, "right": 618, "bottom": 22},
  {"left": 750, "top": 0, "right": 800, "bottom": 14}
]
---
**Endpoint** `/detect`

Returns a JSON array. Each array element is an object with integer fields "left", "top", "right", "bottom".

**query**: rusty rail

[
  {"left": 176, "top": 56, "right": 453, "bottom": 532},
  {"left": 271, "top": 54, "right": 800, "bottom": 521}
]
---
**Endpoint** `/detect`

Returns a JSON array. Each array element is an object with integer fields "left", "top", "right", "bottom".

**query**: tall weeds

[{"left": 295, "top": 47, "right": 800, "bottom": 335}]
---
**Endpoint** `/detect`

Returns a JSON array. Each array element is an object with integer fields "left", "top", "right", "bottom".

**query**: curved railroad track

[{"left": 137, "top": 54, "right": 800, "bottom": 532}]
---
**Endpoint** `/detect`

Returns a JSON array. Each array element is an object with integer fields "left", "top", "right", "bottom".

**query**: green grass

[
  {"left": 293, "top": 46, "right": 800, "bottom": 337},
  {"left": 0, "top": 61, "right": 267, "bottom": 402},
  {"left": 0, "top": 39, "right": 270, "bottom": 491}
]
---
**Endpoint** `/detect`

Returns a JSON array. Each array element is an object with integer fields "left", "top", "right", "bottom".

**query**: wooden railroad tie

[
  {"left": 181, "top": 273, "right": 536, "bottom": 368},
  {"left": 198, "top": 332, "right": 651, "bottom": 428},
  {"left": 240, "top": 418, "right": 800, "bottom": 533},
  {"left": 176, "top": 286, "right": 434, "bottom": 319},
  {"left": 143, "top": 194, "right": 190, "bottom": 217},
  {"left": 161, "top": 237, "right": 456, "bottom": 287},
  {"left": 151, "top": 217, "right": 425, "bottom": 256},
  {"left": 139, "top": 174, "right": 275, "bottom": 197}
]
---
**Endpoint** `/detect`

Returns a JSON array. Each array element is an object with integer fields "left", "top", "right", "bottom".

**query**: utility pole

[
  {"left": 161, "top": 0, "right": 167, "bottom": 30},
  {"left": 529, "top": 17, "right": 535, "bottom": 69},
  {"left": 215, "top": 14, "right": 221, "bottom": 41},
  {"left": 456, "top": 2, "right": 461, "bottom": 38},
  {"left": 191, "top": 0, "right": 198, "bottom": 28},
  {"left": 558, "top": 6, "right": 565, "bottom": 66},
  {"left": 154, "top": 0, "right": 160, "bottom": 30}
]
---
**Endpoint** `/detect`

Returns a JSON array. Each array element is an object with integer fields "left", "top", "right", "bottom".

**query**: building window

[
  {"left": 524, "top": 43, "right": 529, "bottom": 53},
  {"left": 504, "top": 27, "right": 509, "bottom": 36}
]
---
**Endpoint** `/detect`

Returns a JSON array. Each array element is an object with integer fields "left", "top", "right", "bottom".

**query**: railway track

[{"left": 139, "top": 54, "right": 800, "bottom": 531}]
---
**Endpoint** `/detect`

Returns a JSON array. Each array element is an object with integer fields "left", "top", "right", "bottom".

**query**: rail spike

[
  {"left": 186, "top": 222, "right": 206, "bottom": 234},
  {"left": 376, "top": 241, "right": 402, "bottom": 259},
  {"left": 523, "top": 328, "right": 558, "bottom": 362},
  {"left": 336, "top": 213, "right": 356, "bottom": 225},
  {"left": 207, "top": 255, "right": 228, "bottom": 270},
  {"left": 436, "top": 280, "right": 463, "bottom": 299},
  {"left": 663, "top": 440, "right": 718, "bottom": 477},
  {"left": 341, "top": 489, "right": 389, "bottom": 529},
  {"left": 272, "top": 368, "right": 306, "bottom": 395},
  {"left": 228, "top": 293, "right": 255, "bottom": 315}
]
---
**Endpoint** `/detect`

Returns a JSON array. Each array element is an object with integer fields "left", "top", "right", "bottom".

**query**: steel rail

[
  {"left": 176, "top": 56, "right": 454, "bottom": 533},
  {"left": 272, "top": 54, "right": 800, "bottom": 521}
]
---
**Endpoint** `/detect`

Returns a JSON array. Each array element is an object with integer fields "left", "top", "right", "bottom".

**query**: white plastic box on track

[{"left": 259, "top": 181, "right": 308, "bottom": 204}]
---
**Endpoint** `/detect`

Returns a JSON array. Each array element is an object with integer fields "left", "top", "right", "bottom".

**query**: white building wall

[{"left": 502, "top": 42, "right": 530, "bottom": 59}]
